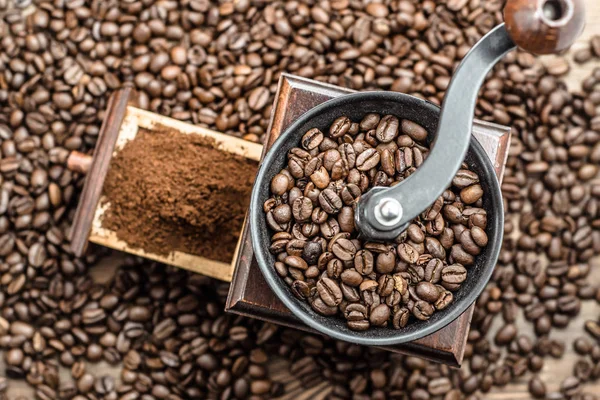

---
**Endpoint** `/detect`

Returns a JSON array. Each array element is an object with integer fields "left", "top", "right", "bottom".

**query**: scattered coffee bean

[{"left": 1, "top": 2, "right": 598, "bottom": 399}]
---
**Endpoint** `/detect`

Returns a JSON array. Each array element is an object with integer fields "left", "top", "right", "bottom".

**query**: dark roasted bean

[{"left": 317, "top": 278, "right": 343, "bottom": 307}]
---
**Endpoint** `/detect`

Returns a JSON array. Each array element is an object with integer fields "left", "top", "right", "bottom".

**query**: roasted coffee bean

[
  {"left": 310, "top": 294, "right": 339, "bottom": 318},
  {"left": 304, "top": 183, "right": 321, "bottom": 206},
  {"left": 369, "top": 304, "right": 390, "bottom": 327},
  {"left": 292, "top": 197, "right": 313, "bottom": 222},
  {"left": 310, "top": 166, "right": 330, "bottom": 189},
  {"left": 461, "top": 184, "right": 484, "bottom": 204},
  {"left": 402, "top": 120, "right": 428, "bottom": 141},
  {"left": 341, "top": 184, "right": 361, "bottom": 205},
  {"left": 360, "top": 279, "right": 379, "bottom": 292},
  {"left": 407, "top": 224, "right": 426, "bottom": 243},
  {"left": 354, "top": 250, "right": 374, "bottom": 276},
  {"left": 356, "top": 148, "right": 380, "bottom": 171},
  {"left": 286, "top": 239, "right": 306, "bottom": 257},
  {"left": 95, "top": 376, "right": 115, "bottom": 394},
  {"left": 344, "top": 303, "right": 368, "bottom": 322},
  {"left": 331, "top": 159, "right": 348, "bottom": 180},
  {"left": 272, "top": 204, "right": 292, "bottom": 224},
  {"left": 302, "top": 128, "right": 324, "bottom": 150},
  {"left": 341, "top": 283, "right": 361, "bottom": 303},
  {"left": 318, "top": 189, "right": 342, "bottom": 214},
  {"left": 471, "top": 226, "right": 488, "bottom": 247},
  {"left": 574, "top": 337, "right": 593, "bottom": 355},
  {"left": 397, "top": 243, "right": 419, "bottom": 264},
  {"left": 270, "top": 238, "right": 288, "bottom": 254},
  {"left": 341, "top": 269, "right": 363, "bottom": 287},
  {"left": 339, "top": 144, "right": 356, "bottom": 170},
  {"left": 459, "top": 231, "right": 481, "bottom": 255},
  {"left": 331, "top": 238, "right": 356, "bottom": 261},
  {"left": 291, "top": 280, "right": 311, "bottom": 300},
  {"left": 320, "top": 218, "right": 340, "bottom": 239},
  {"left": 317, "top": 278, "right": 343, "bottom": 307},
  {"left": 284, "top": 256, "right": 308, "bottom": 271},
  {"left": 416, "top": 282, "right": 440, "bottom": 303},
  {"left": 376, "top": 251, "right": 396, "bottom": 274},
  {"left": 377, "top": 275, "right": 394, "bottom": 297},
  {"left": 424, "top": 258, "right": 444, "bottom": 283},
  {"left": 453, "top": 170, "right": 480, "bottom": 188},
  {"left": 322, "top": 149, "right": 341, "bottom": 171},
  {"left": 312, "top": 207, "right": 328, "bottom": 224},
  {"left": 360, "top": 114, "right": 381, "bottom": 130},
  {"left": 363, "top": 242, "right": 389, "bottom": 254},
  {"left": 423, "top": 197, "right": 444, "bottom": 221},
  {"left": 413, "top": 301, "right": 434, "bottom": 321},
  {"left": 379, "top": 149, "right": 395, "bottom": 177},
  {"left": 450, "top": 245, "right": 475, "bottom": 265},
  {"left": 557, "top": 295, "right": 580, "bottom": 314},
  {"left": 395, "top": 147, "right": 413, "bottom": 173},
  {"left": 443, "top": 205, "right": 465, "bottom": 224},
  {"left": 441, "top": 264, "right": 467, "bottom": 285},
  {"left": 392, "top": 274, "right": 408, "bottom": 295},
  {"left": 347, "top": 320, "right": 370, "bottom": 331},
  {"left": 330, "top": 116, "right": 352, "bottom": 138},
  {"left": 392, "top": 308, "right": 410, "bottom": 329},
  {"left": 270, "top": 173, "right": 290, "bottom": 196},
  {"left": 495, "top": 324, "right": 518, "bottom": 345},
  {"left": 428, "top": 377, "right": 452, "bottom": 396},
  {"left": 585, "top": 320, "right": 600, "bottom": 339},
  {"left": 288, "top": 156, "right": 306, "bottom": 179},
  {"left": 425, "top": 237, "right": 446, "bottom": 258},
  {"left": 435, "top": 290, "right": 453, "bottom": 310},
  {"left": 302, "top": 242, "right": 322, "bottom": 265},
  {"left": 376, "top": 115, "right": 400, "bottom": 143},
  {"left": 338, "top": 207, "right": 355, "bottom": 233},
  {"left": 560, "top": 376, "right": 580, "bottom": 397},
  {"left": 317, "top": 251, "right": 334, "bottom": 270},
  {"left": 304, "top": 157, "right": 322, "bottom": 177},
  {"left": 275, "top": 261, "right": 288, "bottom": 278}
]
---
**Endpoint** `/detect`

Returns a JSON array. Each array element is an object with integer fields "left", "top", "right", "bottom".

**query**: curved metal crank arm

[{"left": 354, "top": 24, "right": 517, "bottom": 241}]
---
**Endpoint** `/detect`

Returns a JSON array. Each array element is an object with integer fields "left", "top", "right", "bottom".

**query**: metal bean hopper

[{"left": 249, "top": 0, "right": 586, "bottom": 345}]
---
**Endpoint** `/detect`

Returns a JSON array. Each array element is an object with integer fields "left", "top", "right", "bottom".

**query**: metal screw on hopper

[{"left": 354, "top": 0, "right": 586, "bottom": 242}]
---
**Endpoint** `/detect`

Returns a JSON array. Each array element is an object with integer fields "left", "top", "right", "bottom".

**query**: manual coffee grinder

[{"left": 248, "top": 0, "right": 586, "bottom": 347}]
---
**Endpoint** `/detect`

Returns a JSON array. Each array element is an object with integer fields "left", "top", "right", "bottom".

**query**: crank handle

[{"left": 354, "top": 0, "right": 585, "bottom": 241}]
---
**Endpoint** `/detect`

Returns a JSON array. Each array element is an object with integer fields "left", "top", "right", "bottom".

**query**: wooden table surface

[
  {"left": 275, "top": 4, "right": 600, "bottom": 397},
  {"left": 488, "top": 1, "right": 600, "bottom": 397},
  {"left": 2, "top": 1, "right": 600, "bottom": 398}
]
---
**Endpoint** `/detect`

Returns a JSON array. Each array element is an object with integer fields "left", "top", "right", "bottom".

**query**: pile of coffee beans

[
  {"left": 264, "top": 114, "right": 489, "bottom": 331},
  {"left": 0, "top": 0, "right": 600, "bottom": 399}
]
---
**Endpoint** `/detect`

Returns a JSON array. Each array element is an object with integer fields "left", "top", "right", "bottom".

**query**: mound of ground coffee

[{"left": 102, "top": 127, "right": 258, "bottom": 263}]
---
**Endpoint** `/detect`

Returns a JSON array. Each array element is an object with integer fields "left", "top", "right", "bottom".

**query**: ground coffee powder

[{"left": 101, "top": 127, "right": 258, "bottom": 263}]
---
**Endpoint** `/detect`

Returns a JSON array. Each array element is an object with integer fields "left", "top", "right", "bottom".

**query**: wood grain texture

[
  {"left": 127, "top": 107, "right": 263, "bottom": 161},
  {"left": 69, "top": 88, "right": 132, "bottom": 257},
  {"left": 485, "top": 2, "right": 600, "bottom": 397},
  {"left": 87, "top": 106, "right": 262, "bottom": 282},
  {"left": 66, "top": 151, "right": 92, "bottom": 174},
  {"left": 69, "top": 99, "right": 263, "bottom": 282},
  {"left": 504, "top": 0, "right": 586, "bottom": 54},
  {"left": 226, "top": 73, "right": 511, "bottom": 367}
]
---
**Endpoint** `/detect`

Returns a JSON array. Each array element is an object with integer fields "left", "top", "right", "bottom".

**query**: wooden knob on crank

[
  {"left": 67, "top": 151, "right": 93, "bottom": 175},
  {"left": 504, "top": 0, "right": 586, "bottom": 55}
]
